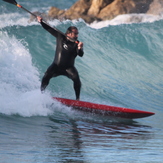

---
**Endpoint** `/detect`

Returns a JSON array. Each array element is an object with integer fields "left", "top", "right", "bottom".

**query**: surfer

[{"left": 37, "top": 16, "right": 84, "bottom": 100}]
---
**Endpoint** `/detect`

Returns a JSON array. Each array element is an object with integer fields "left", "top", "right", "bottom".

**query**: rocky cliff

[{"left": 32, "top": 0, "right": 163, "bottom": 23}]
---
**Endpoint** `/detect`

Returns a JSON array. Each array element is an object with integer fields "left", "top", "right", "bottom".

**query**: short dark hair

[{"left": 65, "top": 26, "right": 78, "bottom": 35}]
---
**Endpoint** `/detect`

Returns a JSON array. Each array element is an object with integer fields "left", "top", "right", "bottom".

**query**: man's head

[{"left": 66, "top": 26, "right": 79, "bottom": 41}]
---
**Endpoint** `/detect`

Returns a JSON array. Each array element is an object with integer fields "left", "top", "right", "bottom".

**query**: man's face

[{"left": 67, "top": 29, "right": 79, "bottom": 40}]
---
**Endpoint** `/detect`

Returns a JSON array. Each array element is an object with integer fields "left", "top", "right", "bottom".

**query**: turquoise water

[{"left": 0, "top": 0, "right": 163, "bottom": 162}]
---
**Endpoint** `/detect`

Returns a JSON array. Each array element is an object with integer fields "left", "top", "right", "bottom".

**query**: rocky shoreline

[{"left": 31, "top": 0, "right": 163, "bottom": 24}]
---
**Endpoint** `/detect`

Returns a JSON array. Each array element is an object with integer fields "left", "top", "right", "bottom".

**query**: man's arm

[
  {"left": 37, "top": 16, "right": 65, "bottom": 38},
  {"left": 78, "top": 48, "right": 84, "bottom": 57},
  {"left": 77, "top": 42, "right": 84, "bottom": 57}
]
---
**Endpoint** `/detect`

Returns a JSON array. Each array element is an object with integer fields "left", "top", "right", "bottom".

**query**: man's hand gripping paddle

[{"left": 3, "top": 0, "right": 78, "bottom": 43}]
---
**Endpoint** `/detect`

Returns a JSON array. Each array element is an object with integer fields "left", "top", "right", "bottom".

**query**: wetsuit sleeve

[
  {"left": 40, "top": 21, "right": 65, "bottom": 38},
  {"left": 77, "top": 48, "right": 84, "bottom": 57}
]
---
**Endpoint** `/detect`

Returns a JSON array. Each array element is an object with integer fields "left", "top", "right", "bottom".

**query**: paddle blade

[{"left": 3, "top": 0, "right": 17, "bottom": 5}]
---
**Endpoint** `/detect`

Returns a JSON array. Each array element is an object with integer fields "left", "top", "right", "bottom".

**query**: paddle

[
  {"left": 3, "top": 0, "right": 77, "bottom": 42},
  {"left": 3, "top": 0, "right": 37, "bottom": 17}
]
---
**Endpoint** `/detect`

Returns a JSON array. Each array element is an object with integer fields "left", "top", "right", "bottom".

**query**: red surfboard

[{"left": 53, "top": 97, "right": 155, "bottom": 119}]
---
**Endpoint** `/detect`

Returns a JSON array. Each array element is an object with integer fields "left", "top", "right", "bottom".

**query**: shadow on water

[
  {"left": 46, "top": 109, "right": 154, "bottom": 162},
  {"left": 0, "top": 110, "right": 154, "bottom": 163}
]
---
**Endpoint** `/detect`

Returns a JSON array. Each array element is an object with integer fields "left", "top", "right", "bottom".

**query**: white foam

[
  {"left": 0, "top": 32, "right": 56, "bottom": 117},
  {"left": 89, "top": 14, "right": 163, "bottom": 29},
  {"left": 0, "top": 12, "right": 64, "bottom": 29}
]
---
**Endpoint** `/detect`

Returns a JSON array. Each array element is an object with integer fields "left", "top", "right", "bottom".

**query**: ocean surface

[{"left": 0, "top": 0, "right": 163, "bottom": 162}]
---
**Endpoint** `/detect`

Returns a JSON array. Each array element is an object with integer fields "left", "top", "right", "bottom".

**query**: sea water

[{"left": 0, "top": 0, "right": 163, "bottom": 162}]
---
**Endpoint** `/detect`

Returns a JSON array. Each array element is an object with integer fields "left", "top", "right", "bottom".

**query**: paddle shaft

[
  {"left": 17, "top": 4, "right": 77, "bottom": 42},
  {"left": 17, "top": 4, "right": 36, "bottom": 17},
  {"left": 3, "top": 0, "right": 77, "bottom": 42}
]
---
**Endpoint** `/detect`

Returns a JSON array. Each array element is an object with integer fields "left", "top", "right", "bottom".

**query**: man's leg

[
  {"left": 41, "top": 64, "right": 57, "bottom": 92},
  {"left": 66, "top": 67, "right": 81, "bottom": 100},
  {"left": 41, "top": 72, "right": 51, "bottom": 92}
]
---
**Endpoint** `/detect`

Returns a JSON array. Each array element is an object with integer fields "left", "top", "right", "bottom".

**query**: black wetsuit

[{"left": 40, "top": 21, "right": 84, "bottom": 100}]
